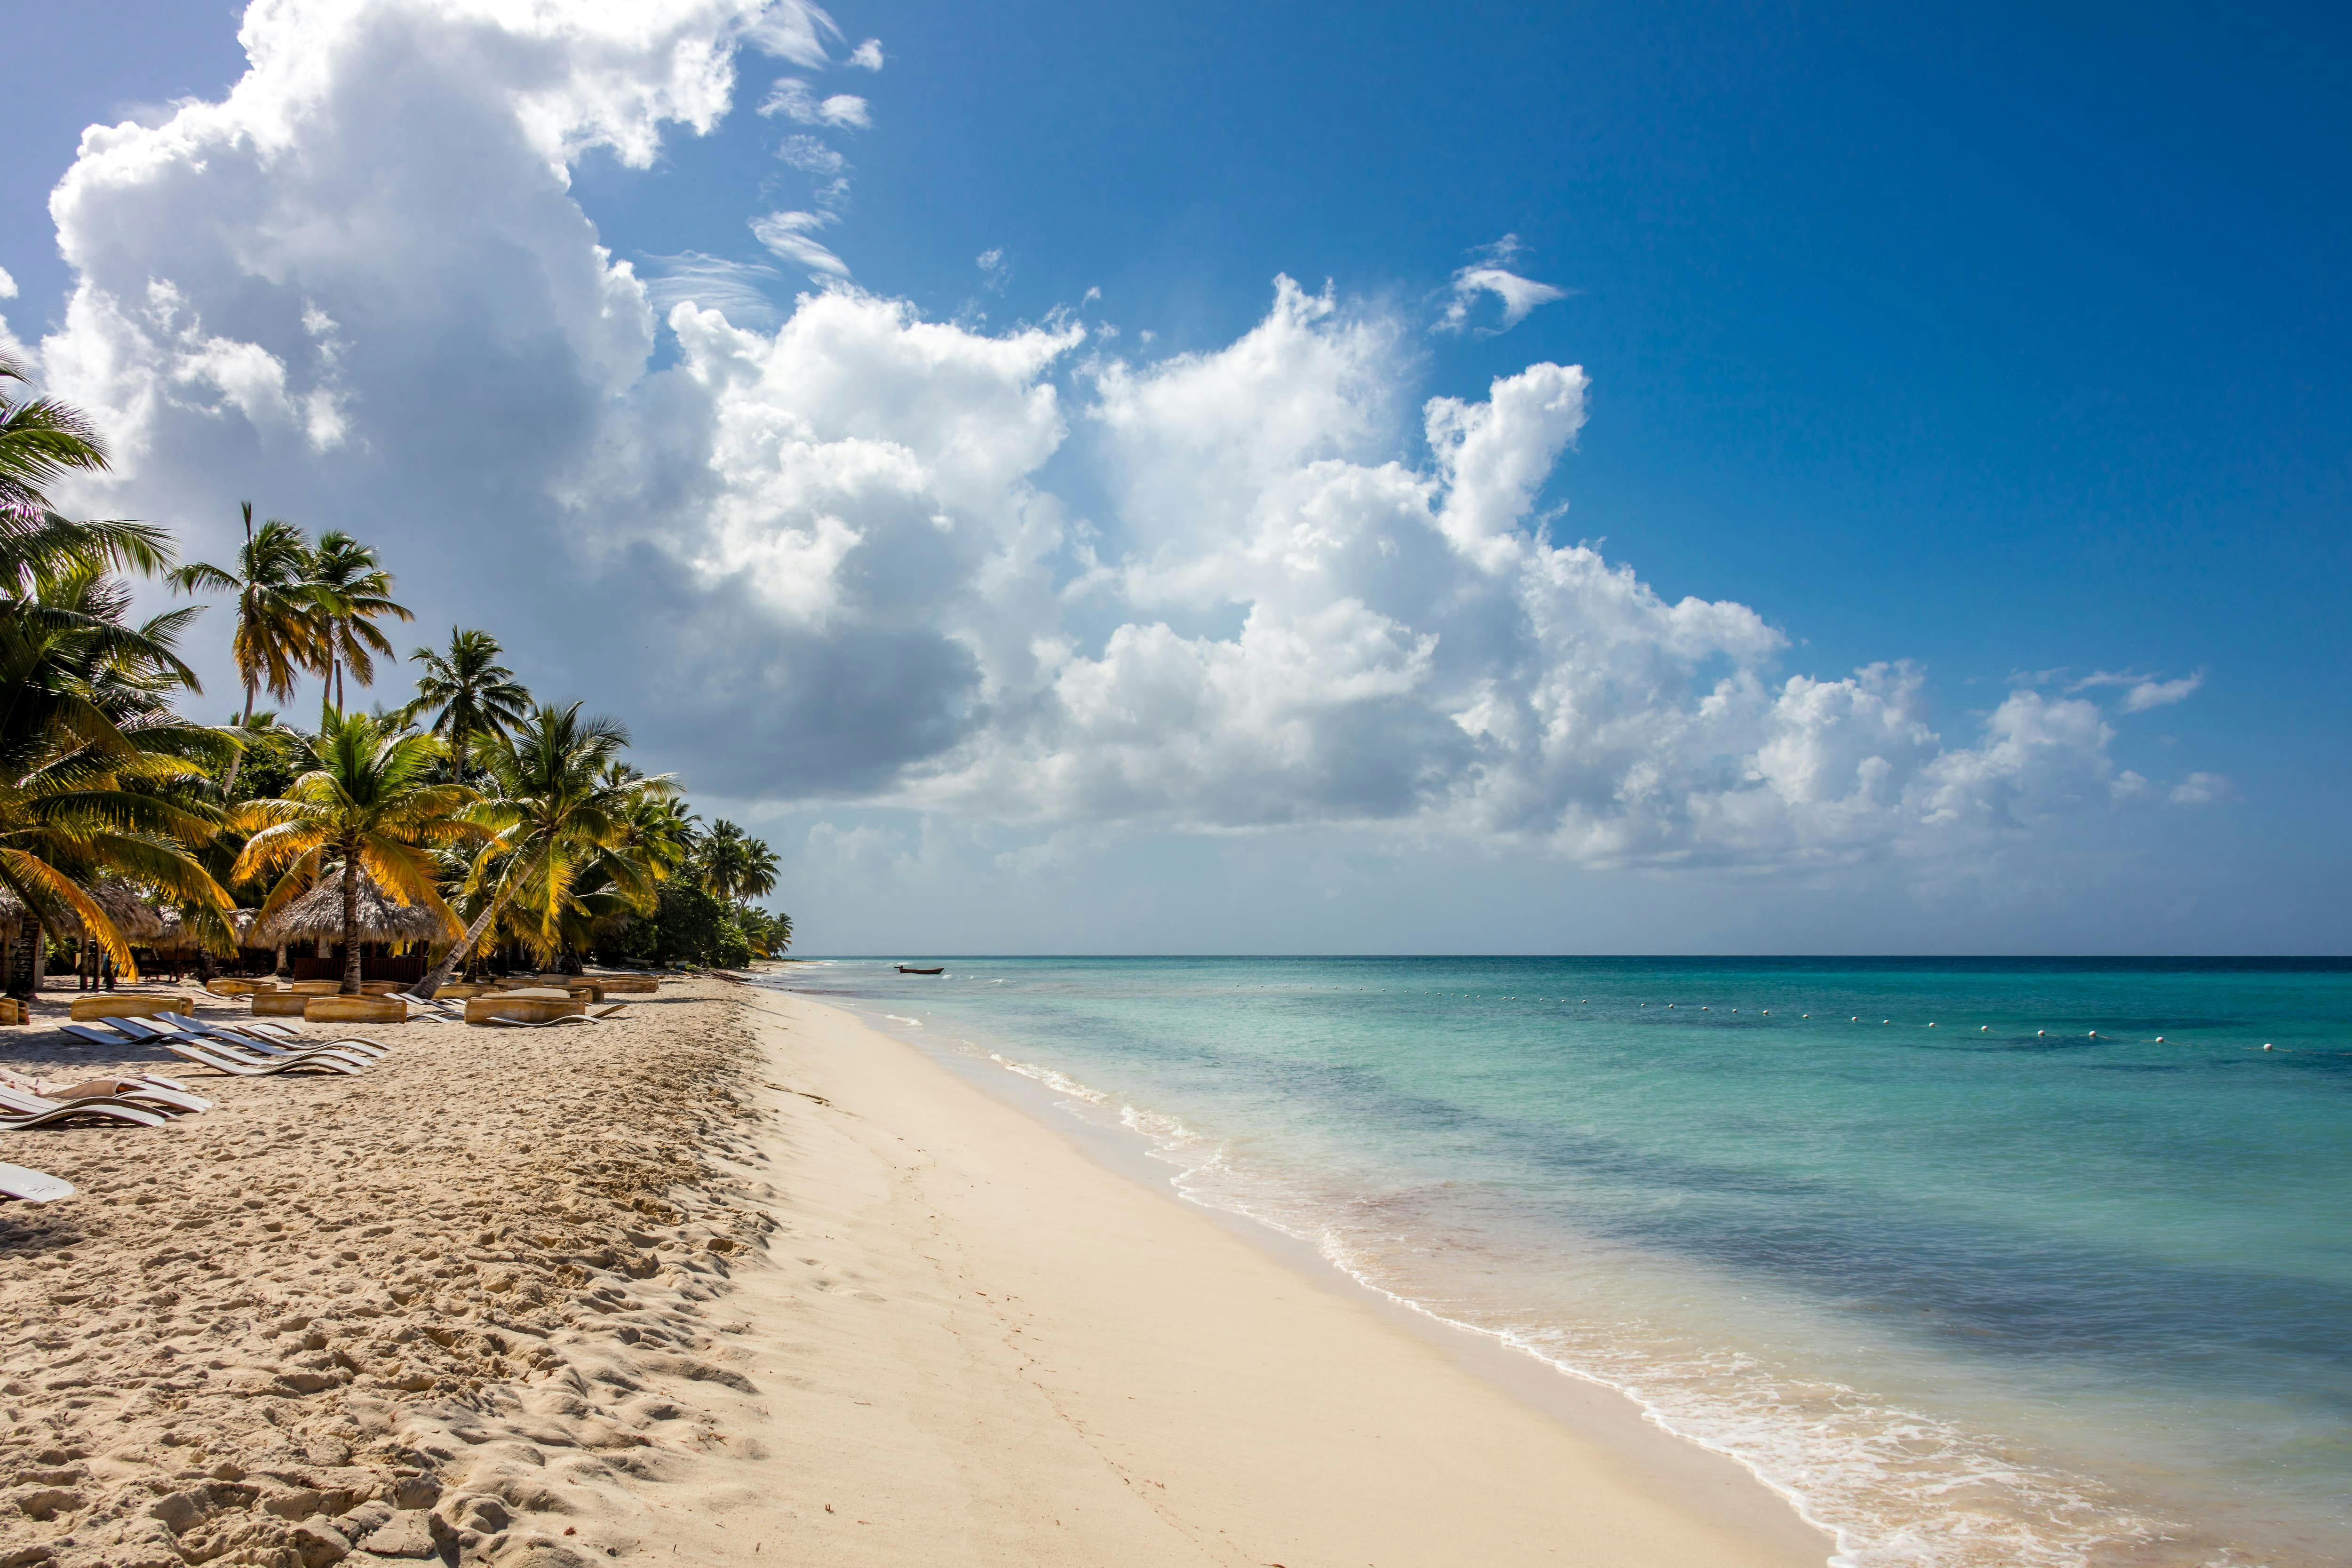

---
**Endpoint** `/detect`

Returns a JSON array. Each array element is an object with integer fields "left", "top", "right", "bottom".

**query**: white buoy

[
  {"left": 1981, "top": 1025, "right": 1989, "bottom": 1031},
  {"left": 2264, "top": 1043, "right": 2274, "bottom": 1050},
  {"left": 1928, "top": 1022, "right": 1936, "bottom": 1027},
  {"left": 2037, "top": 1030, "right": 2045, "bottom": 1037},
  {"left": 2155, "top": 1036, "right": 2164, "bottom": 1043}
]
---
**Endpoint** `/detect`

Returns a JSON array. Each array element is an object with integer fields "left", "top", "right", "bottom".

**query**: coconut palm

[
  {"left": 404, "top": 627, "right": 530, "bottom": 780},
  {"left": 695, "top": 819, "right": 779, "bottom": 905},
  {"left": 1, "top": 570, "right": 234, "bottom": 979},
  {"left": 167, "top": 504, "right": 321, "bottom": 793},
  {"left": 232, "top": 711, "right": 477, "bottom": 994},
  {"left": 414, "top": 702, "right": 676, "bottom": 995},
  {"left": 1, "top": 352, "right": 173, "bottom": 600},
  {"left": 309, "top": 530, "right": 411, "bottom": 711}
]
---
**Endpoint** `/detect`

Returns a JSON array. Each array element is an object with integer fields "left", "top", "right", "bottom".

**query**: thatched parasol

[
  {"left": 0, "top": 881, "right": 167, "bottom": 942},
  {"left": 250, "top": 875, "right": 456, "bottom": 948}
]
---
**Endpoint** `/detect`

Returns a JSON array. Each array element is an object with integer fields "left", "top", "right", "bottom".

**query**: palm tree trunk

[
  {"left": 415, "top": 842, "right": 548, "bottom": 999},
  {"left": 416, "top": 887, "right": 512, "bottom": 999},
  {"left": 28, "top": 916, "right": 49, "bottom": 999},
  {"left": 223, "top": 679, "right": 256, "bottom": 796},
  {"left": 340, "top": 851, "right": 363, "bottom": 995}
]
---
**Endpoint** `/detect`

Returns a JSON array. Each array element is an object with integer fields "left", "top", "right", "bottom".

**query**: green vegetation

[{"left": 0, "top": 353, "right": 792, "bottom": 994}]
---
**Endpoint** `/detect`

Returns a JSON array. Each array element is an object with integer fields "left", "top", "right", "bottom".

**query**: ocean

[{"left": 759, "top": 956, "right": 2352, "bottom": 1568}]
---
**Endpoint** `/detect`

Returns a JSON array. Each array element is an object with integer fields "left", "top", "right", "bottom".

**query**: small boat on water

[{"left": 897, "top": 964, "right": 945, "bottom": 975}]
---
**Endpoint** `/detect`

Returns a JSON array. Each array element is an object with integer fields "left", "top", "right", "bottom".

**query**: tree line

[{"left": 1, "top": 351, "right": 788, "bottom": 996}]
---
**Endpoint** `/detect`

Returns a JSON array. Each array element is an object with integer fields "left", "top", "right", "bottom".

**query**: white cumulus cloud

[
  {"left": 22, "top": 0, "right": 2213, "bottom": 886},
  {"left": 847, "top": 38, "right": 884, "bottom": 70}
]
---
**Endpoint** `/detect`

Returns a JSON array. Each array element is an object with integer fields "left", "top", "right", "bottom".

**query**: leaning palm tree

[
  {"left": 309, "top": 530, "right": 411, "bottom": 712},
  {"left": 232, "top": 711, "right": 477, "bottom": 995},
  {"left": 168, "top": 504, "right": 320, "bottom": 793},
  {"left": 404, "top": 627, "right": 530, "bottom": 780},
  {"left": 413, "top": 702, "right": 676, "bottom": 995}
]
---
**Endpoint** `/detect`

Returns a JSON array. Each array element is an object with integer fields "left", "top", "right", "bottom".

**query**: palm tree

[
  {"left": 414, "top": 702, "right": 676, "bottom": 995},
  {"left": 695, "top": 819, "right": 779, "bottom": 905},
  {"left": 232, "top": 711, "right": 477, "bottom": 994},
  {"left": 309, "top": 530, "right": 411, "bottom": 711},
  {"left": 1, "top": 356, "right": 230, "bottom": 987},
  {"left": 1, "top": 351, "right": 173, "bottom": 601},
  {"left": 2, "top": 570, "right": 235, "bottom": 980},
  {"left": 542, "top": 765, "right": 697, "bottom": 966},
  {"left": 404, "top": 628, "right": 530, "bottom": 780},
  {"left": 167, "top": 504, "right": 320, "bottom": 794}
]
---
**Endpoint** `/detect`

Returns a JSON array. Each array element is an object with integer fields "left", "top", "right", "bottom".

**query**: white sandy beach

[{"left": 0, "top": 975, "right": 1831, "bottom": 1567}]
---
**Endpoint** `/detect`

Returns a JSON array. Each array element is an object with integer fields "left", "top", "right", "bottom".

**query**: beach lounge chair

[
  {"left": 0, "top": 1083, "right": 199, "bottom": 1121},
  {"left": 98, "top": 1016, "right": 374, "bottom": 1071},
  {"left": 0, "top": 1069, "right": 212, "bottom": 1115},
  {"left": 476, "top": 1012, "right": 598, "bottom": 1027},
  {"left": 0, "top": 1162, "right": 73, "bottom": 1202},
  {"left": 0, "top": 1095, "right": 169, "bottom": 1128},
  {"left": 155, "top": 1013, "right": 391, "bottom": 1059},
  {"left": 158, "top": 1039, "right": 364, "bottom": 1076},
  {"left": 388, "top": 991, "right": 462, "bottom": 1020}
]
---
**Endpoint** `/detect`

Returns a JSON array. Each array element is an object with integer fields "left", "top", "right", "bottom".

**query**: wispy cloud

[
  {"left": 977, "top": 247, "right": 1009, "bottom": 294},
  {"left": 777, "top": 133, "right": 851, "bottom": 209},
  {"left": 847, "top": 38, "right": 885, "bottom": 71},
  {"left": 2068, "top": 669, "right": 2206, "bottom": 712},
  {"left": 751, "top": 211, "right": 848, "bottom": 280},
  {"left": 1435, "top": 237, "right": 1566, "bottom": 335},
  {"left": 641, "top": 251, "right": 788, "bottom": 326},
  {"left": 760, "top": 77, "right": 871, "bottom": 128}
]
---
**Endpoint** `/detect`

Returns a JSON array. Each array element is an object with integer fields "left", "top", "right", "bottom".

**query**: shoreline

[
  {"left": 829, "top": 983, "right": 1847, "bottom": 1556},
  {"left": 702, "top": 984, "right": 1834, "bottom": 1566},
  {"left": 1, "top": 975, "right": 1833, "bottom": 1566}
]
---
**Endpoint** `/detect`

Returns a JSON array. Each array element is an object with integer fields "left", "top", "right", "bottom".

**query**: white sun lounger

[
  {"left": 87, "top": 1017, "right": 372, "bottom": 1072},
  {"left": 156, "top": 1013, "right": 390, "bottom": 1059},
  {"left": 0, "top": 1095, "right": 169, "bottom": 1128},
  {"left": 389, "top": 991, "right": 462, "bottom": 1019},
  {"left": 0, "top": 1080, "right": 211, "bottom": 1117},
  {"left": 0, "top": 1163, "right": 73, "bottom": 1202},
  {"left": 9, "top": 1053, "right": 215, "bottom": 1111},
  {"left": 476, "top": 1013, "right": 599, "bottom": 1028},
  {"left": 159, "top": 1039, "right": 364, "bottom": 1076}
]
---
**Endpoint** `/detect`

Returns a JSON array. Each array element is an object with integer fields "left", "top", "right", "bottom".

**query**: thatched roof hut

[
  {"left": 0, "top": 881, "right": 167, "bottom": 942},
  {"left": 250, "top": 875, "right": 456, "bottom": 948},
  {"left": 147, "top": 905, "right": 259, "bottom": 958}
]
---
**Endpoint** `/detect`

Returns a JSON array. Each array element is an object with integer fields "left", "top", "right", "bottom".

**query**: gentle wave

[{"left": 969, "top": 1035, "right": 2231, "bottom": 1568}]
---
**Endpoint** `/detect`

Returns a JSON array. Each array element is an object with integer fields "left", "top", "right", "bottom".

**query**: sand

[{"left": 0, "top": 973, "right": 1833, "bottom": 1568}]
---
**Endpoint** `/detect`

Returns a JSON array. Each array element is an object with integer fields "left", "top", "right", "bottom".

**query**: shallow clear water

[{"left": 766, "top": 956, "right": 2352, "bottom": 1568}]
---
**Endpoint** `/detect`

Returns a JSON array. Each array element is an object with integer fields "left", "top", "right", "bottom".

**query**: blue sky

[{"left": 5, "top": 1, "right": 2346, "bottom": 952}]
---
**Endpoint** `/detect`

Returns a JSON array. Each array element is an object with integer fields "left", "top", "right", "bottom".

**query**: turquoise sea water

[{"left": 765, "top": 957, "right": 2352, "bottom": 1568}]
